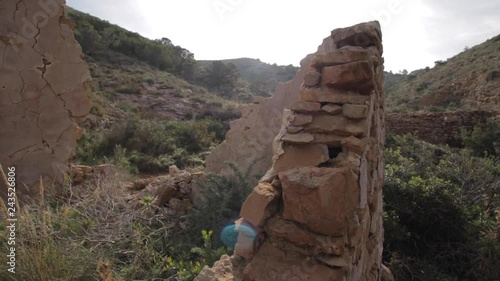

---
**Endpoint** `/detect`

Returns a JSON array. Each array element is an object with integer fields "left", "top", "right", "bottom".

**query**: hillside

[
  {"left": 386, "top": 35, "right": 500, "bottom": 112},
  {"left": 66, "top": 8, "right": 242, "bottom": 173},
  {"left": 198, "top": 58, "right": 299, "bottom": 97}
]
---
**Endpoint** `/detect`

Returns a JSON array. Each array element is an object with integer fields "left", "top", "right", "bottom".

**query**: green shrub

[
  {"left": 461, "top": 120, "right": 500, "bottom": 157},
  {"left": 383, "top": 134, "right": 500, "bottom": 280},
  {"left": 180, "top": 162, "right": 258, "bottom": 250},
  {"left": 165, "top": 230, "right": 227, "bottom": 281},
  {"left": 76, "top": 117, "right": 224, "bottom": 173}
]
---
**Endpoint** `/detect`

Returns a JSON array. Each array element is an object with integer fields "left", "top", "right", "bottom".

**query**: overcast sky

[{"left": 66, "top": 0, "right": 500, "bottom": 72}]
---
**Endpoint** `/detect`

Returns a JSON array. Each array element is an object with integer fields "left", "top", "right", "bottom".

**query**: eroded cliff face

[
  {"left": 0, "top": 0, "right": 91, "bottom": 198},
  {"left": 197, "top": 21, "right": 391, "bottom": 281}
]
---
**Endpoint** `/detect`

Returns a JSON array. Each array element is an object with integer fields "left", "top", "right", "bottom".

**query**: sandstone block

[
  {"left": 154, "top": 184, "right": 177, "bottom": 207},
  {"left": 343, "top": 104, "right": 368, "bottom": 119},
  {"left": 272, "top": 144, "right": 329, "bottom": 175},
  {"left": 281, "top": 133, "right": 314, "bottom": 144},
  {"left": 300, "top": 87, "right": 370, "bottom": 104},
  {"left": 321, "top": 61, "right": 374, "bottom": 92},
  {"left": 266, "top": 217, "right": 344, "bottom": 255},
  {"left": 312, "top": 134, "right": 343, "bottom": 146},
  {"left": 311, "top": 46, "right": 376, "bottom": 68},
  {"left": 305, "top": 114, "right": 368, "bottom": 137},
  {"left": 288, "top": 100, "right": 321, "bottom": 113},
  {"left": 291, "top": 113, "right": 313, "bottom": 126},
  {"left": 240, "top": 182, "right": 279, "bottom": 227},
  {"left": 316, "top": 255, "right": 348, "bottom": 268},
  {"left": 331, "top": 21, "right": 382, "bottom": 53},
  {"left": 321, "top": 104, "right": 342, "bottom": 115},
  {"left": 381, "top": 264, "right": 396, "bottom": 281},
  {"left": 287, "top": 126, "right": 303, "bottom": 134},
  {"left": 279, "top": 167, "right": 348, "bottom": 236},
  {"left": 130, "top": 178, "right": 156, "bottom": 191},
  {"left": 303, "top": 70, "right": 321, "bottom": 86},
  {"left": 243, "top": 242, "right": 345, "bottom": 281},
  {"left": 341, "top": 136, "right": 365, "bottom": 155}
]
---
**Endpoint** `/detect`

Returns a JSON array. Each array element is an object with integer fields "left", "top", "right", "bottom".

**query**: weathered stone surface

[
  {"left": 322, "top": 104, "right": 342, "bottom": 115},
  {"left": 300, "top": 87, "right": 370, "bottom": 104},
  {"left": 240, "top": 182, "right": 279, "bottom": 227},
  {"left": 343, "top": 104, "right": 368, "bottom": 119},
  {"left": 312, "top": 134, "right": 343, "bottom": 146},
  {"left": 303, "top": 70, "right": 321, "bottom": 87},
  {"left": 243, "top": 242, "right": 345, "bottom": 281},
  {"left": 305, "top": 114, "right": 368, "bottom": 137},
  {"left": 281, "top": 133, "right": 314, "bottom": 144},
  {"left": 272, "top": 144, "right": 329, "bottom": 175},
  {"left": 199, "top": 21, "right": 391, "bottom": 281},
  {"left": 341, "top": 136, "right": 365, "bottom": 155},
  {"left": 288, "top": 100, "right": 321, "bottom": 112},
  {"left": 279, "top": 167, "right": 348, "bottom": 236},
  {"left": 321, "top": 61, "right": 373, "bottom": 91},
  {"left": 311, "top": 46, "right": 375, "bottom": 68},
  {"left": 194, "top": 255, "right": 245, "bottom": 281},
  {"left": 331, "top": 21, "right": 382, "bottom": 52},
  {"left": 287, "top": 126, "right": 303, "bottom": 134},
  {"left": 128, "top": 178, "right": 156, "bottom": 191},
  {"left": 381, "top": 264, "right": 396, "bottom": 281},
  {"left": 386, "top": 110, "right": 495, "bottom": 147},
  {"left": 316, "top": 255, "right": 348, "bottom": 268},
  {"left": 0, "top": 0, "right": 91, "bottom": 198},
  {"left": 266, "top": 217, "right": 344, "bottom": 255},
  {"left": 291, "top": 113, "right": 313, "bottom": 126},
  {"left": 154, "top": 182, "right": 177, "bottom": 207}
]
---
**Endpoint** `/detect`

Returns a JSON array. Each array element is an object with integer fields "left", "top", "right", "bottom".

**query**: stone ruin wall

[
  {"left": 386, "top": 110, "right": 495, "bottom": 147},
  {"left": 197, "top": 21, "right": 393, "bottom": 281},
  {"left": 203, "top": 30, "right": 358, "bottom": 178},
  {"left": 0, "top": 0, "right": 91, "bottom": 198}
]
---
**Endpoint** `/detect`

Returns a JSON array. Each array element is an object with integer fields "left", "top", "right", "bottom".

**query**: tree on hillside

[{"left": 205, "top": 61, "right": 240, "bottom": 89}]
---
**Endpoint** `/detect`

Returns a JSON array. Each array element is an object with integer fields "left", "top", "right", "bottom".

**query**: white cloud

[{"left": 67, "top": 0, "right": 500, "bottom": 72}]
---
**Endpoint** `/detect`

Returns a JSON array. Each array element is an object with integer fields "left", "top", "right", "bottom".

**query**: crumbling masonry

[{"left": 196, "top": 21, "right": 390, "bottom": 281}]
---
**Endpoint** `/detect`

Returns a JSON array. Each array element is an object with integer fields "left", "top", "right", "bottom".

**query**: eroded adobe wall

[
  {"left": 0, "top": 0, "right": 91, "bottom": 198},
  {"left": 197, "top": 21, "right": 390, "bottom": 281}
]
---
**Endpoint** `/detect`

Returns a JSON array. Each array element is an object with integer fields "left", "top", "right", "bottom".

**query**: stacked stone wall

[{"left": 197, "top": 21, "right": 389, "bottom": 281}]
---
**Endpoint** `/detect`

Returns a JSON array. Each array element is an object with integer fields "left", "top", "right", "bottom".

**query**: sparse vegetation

[
  {"left": 385, "top": 33, "right": 500, "bottom": 112},
  {"left": 0, "top": 168, "right": 233, "bottom": 280},
  {"left": 75, "top": 117, "right": 229, "bottom": 173}
]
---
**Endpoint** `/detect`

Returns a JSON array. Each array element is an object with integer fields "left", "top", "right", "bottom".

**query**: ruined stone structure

[
  {"left": 386, "top": 110, "right": 495, "bottom": 147},
  {"left": 204, "top": 32, "right": 338, "bottom": 177},
  {"left": 196, "top": 21, "right": 389, "bottom": 281},
  {"left": 0, "top": 0, "right": 91, "bottom": 198}
]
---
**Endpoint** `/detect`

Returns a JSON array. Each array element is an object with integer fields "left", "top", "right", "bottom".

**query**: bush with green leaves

[
  {"left": 165, "top": 230, "right": 227, "bottom": 281},
  {"left": 461, "top": 120, "right": 500, "bottom": 158},
  {"left": 383, "top": 134, "right": 499, "bottom": 281},
  {"left": 75, "top": 117, "right": 225, "bottom": 173},
  {"left": 179, "top": 162, "right": 259, "bottom": 250}
]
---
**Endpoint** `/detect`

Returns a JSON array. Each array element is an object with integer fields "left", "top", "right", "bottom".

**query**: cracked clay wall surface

[{"left": 0, "top": 0, "right": 91, "bottom": 198}]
